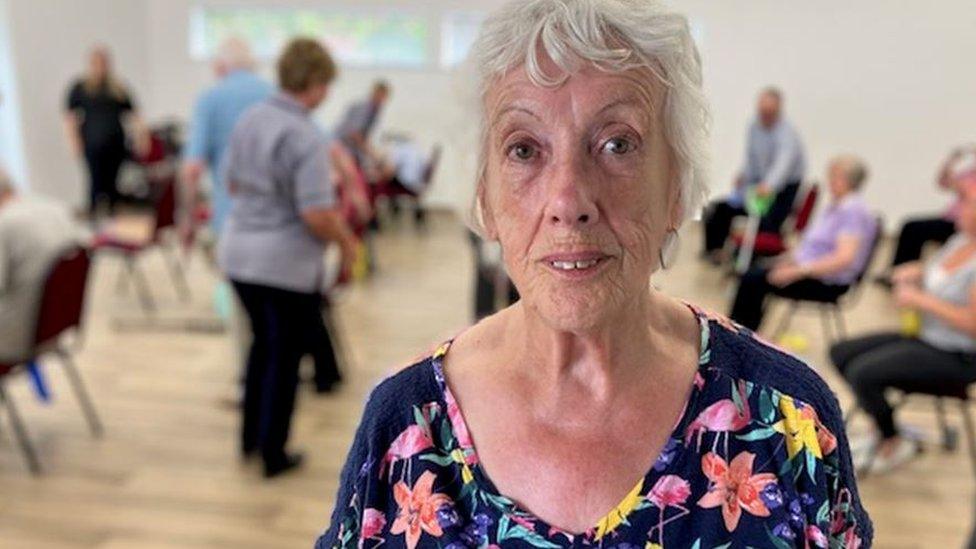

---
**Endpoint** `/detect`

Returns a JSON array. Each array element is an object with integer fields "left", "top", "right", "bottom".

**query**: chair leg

[
  {"left": 936, "top": 397, "right": 958, "bottom": 451},
  {"left": 771, "top": 301, "right": 799, "bottom": 341},
  {"left": 126, "top": 257, "right": 156, "bottom": 313},
  {"left": 818, "top": 306, "right": 834, "bottom": 344},
  {"left": 0, "top": 382, "right": 41, "bottom": 474},
  {"left": 959, "top": 399, "right": 976, "bottom": 478},
  {"left": 832, "top": 307, "right": 848, "bottom": 339},
  {"left": 56, "top": 350, "right": 103, "bottom": 437},
  {"left": 162, "top": 245, "right": 191, "bottom": 302}
]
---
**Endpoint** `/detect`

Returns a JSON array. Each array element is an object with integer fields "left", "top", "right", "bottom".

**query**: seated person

[
  {"left": 830, "top": 193, "right": 976, "bottom": 473},
  {"left": 729, "top": 155, "right": 876, "bottom": 331},
  {"left": 376, "top": 132, "right": 430, "bottom": 224},
  {"left": 876, "top": 145, "right": 976, "bottom": 286},
  {"left": 701, "top": 87, "right": 806, "bottom": 263},
  {"left": 0, "top": 173, "right": 87, "bottom": 362}
]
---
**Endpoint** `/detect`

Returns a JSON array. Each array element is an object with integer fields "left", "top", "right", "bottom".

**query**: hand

[
  {"left": 768, "top": 265, "right": 805, "bottom": 287},
  {"left": 894, "top": 283, "right": 925, "bottom": 308},
  {"left": 755, "top": 182, "right": 772, "bottom": 198}
]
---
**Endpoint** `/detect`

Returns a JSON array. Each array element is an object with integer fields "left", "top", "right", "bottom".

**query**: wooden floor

[{"left": 0, "top": 211, "right": 972, "bottom": 548}]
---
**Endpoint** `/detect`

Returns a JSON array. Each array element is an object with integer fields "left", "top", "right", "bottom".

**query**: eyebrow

[{"left": 491, "top": 105, "right": 543, "bottom": 127}]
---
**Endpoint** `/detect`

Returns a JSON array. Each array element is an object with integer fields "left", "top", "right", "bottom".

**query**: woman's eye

[
  {"left": 507, "top": 142, "right": 537, "bottom": 161},
  {"left": 602, "top": 137, "right": 634, "bottom": 155}
]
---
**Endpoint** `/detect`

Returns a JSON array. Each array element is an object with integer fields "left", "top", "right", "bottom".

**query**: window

[
  {"left": 439, "top": 11, "right": 486, "bottom": 68},
  {"left": 189, "top": 7, "right": 431, "bottom": 68}
]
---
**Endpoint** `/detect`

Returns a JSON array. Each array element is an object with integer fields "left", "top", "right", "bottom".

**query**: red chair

[
  {"left": 0, "top": 246, "right": 102, "bottom": 474},
  {"left": 93, "top": 176, "right": 190, "bottom": 313},
  {"left": 374, "top": 144, "right": 441, "bottom": 226},
  {"left": 731, "top": 183, "right": 820, "bottom": 257}
]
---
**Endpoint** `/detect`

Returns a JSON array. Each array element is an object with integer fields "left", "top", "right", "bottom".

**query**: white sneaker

[{"left": 868, "top": 438, "right": 919, "bottom": 475}]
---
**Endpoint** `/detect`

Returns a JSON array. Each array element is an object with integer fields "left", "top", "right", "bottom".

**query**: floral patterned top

[{"left": 317, "top": 307, "right": 872, "bottom": 548}]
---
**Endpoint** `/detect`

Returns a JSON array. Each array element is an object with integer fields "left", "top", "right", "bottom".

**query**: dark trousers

[
  {"left": 890, "top": 216, "right": 955, "bottom": 267},
  {"left": 728, "top": 266, "right": 848, "bottom": 331},
  {"left": 84, "top": 143, "right": 126, "bottom": 216},
  {"left": 702, "top": 181, "right": 801, "bottom": 253},
  {"left": 830, "top": 333, "right": 976, "bottom": 439},
  {"left": 232, "top": 280, "right": 340, "bottom": 466}
]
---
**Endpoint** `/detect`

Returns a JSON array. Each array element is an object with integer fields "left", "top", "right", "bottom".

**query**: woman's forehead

[{"left": 485, "top": 65, "right": 662, "bottom": 125}]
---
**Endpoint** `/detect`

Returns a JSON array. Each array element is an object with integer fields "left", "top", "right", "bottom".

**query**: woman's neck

[{"left": 507, "top": 289, "right": 684, "bottom": 403}]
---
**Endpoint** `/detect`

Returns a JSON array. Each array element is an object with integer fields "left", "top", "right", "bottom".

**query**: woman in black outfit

[{"left": 64, "top": 46, "right": 147, "bottom": 217}]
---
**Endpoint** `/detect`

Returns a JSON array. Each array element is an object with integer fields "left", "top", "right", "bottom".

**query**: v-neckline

[{"left": 429, "top": 307, "right": 713, "bottom": 542}]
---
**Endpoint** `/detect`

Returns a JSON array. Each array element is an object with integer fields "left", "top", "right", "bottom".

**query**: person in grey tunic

[
  {"left": 335, "top": 80, "right": 390, "bottom": 168},
  {"left": 0, "top": 173, "right": 86, "bottom": 362},
  {"left": 702, "top": 87, "right": 807, "bottom": 259},
  {"left": 218, "top": 38, "right": 358, "bottom": 478}
]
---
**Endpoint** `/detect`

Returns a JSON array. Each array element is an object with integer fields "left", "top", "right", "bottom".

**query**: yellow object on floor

[
  {"left": 777, "top": 332, "right": 810, "bottom": 353},
  {"left": 900, "top": 309, "right": 921, "bottom": 337}
]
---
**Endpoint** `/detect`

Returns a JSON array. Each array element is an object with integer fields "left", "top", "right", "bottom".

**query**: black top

[{"left": 65, "top": 79, "right": 134, "bottom": 151}]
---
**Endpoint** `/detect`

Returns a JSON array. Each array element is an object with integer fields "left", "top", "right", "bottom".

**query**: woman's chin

[{"left": 531, "top": 291, "right": 621, "bottom": 333}]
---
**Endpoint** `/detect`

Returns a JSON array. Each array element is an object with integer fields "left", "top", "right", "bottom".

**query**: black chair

[
  {"left": 769, "top": 215, "right": 885, "bottom": 344},
  {"left": 0, "top": 246, "right": 102, "bottom": 474}
]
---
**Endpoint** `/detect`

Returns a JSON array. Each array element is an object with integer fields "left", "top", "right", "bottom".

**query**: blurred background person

[
  {"left": 876, "top": 145, "right": 976, "bottom": 288},
  {"left": 831, "top": 193, "right": 976, "bottom": 474},
  {"left": 729, "top": 155, "right": 876, "bottom": 331},
  {"left": 701, "top": 87, "right": 806, "bottom": 263},
  {"left": 335, "top": 79, "right": 390, "bottom": 169},
  {"left": 182, "top": 36, "right": 271, "bottom": 240},
  {"left": 63, "top": 45, "right": 148, "bottom": 219},
  {"left": 0, "top": 169, "right": 87, "bottom": 363},
  {"left": 218, "top": 38, "right": 357, "bottom": 478},
  {"left": 180, "top": 36, "right": 271, "bottom": 394}
]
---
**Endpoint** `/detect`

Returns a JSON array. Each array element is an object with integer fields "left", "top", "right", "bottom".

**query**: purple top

[{"left": 794, "top": 194, "right": 876, "bottom": 286}]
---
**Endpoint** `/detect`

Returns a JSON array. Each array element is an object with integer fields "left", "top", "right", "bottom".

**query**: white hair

[
  {"left": 215, "top": 36, "right": 256, "bottom": 72},
  {"left": 469, "top": 0, "right": 710, "bottom": 232}
]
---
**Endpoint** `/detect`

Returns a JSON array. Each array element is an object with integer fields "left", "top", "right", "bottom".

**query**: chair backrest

[
  {"left": 152, "top": 177, "right": 177, "bottom": 240},
  {"left": 793, "top": 184, "right": 819, "bottom": 232},
  {"left": 852, "top": 214, "right": 886, "bottom": 289},
  {"left": 33, "top": 246, "right": 91, "bottom": 349},
  {"left": 421, "top": 145, "right": 442, "bottom": 187}
]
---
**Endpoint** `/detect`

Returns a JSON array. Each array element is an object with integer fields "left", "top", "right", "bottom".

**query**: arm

[
  {"left": 181, "top": 95, "right": 213, "bottom": 204},
  {"left": 301, "top": 207, "right": 358, "bottom": 272},
  {"left": 891, "top": 261, "right": 924, "bottom": 285},
  {"left": 63, "top": 113, "right": 83, "bottom": 158},
  {"left": 126, "top": 111, "right": 151, "bottom": 159},
  {"left": 897, "top": 283, "right": 976, "bottom": 337},
  {"left": 770, "top": 235, "right": 861, "bottom": 287}
]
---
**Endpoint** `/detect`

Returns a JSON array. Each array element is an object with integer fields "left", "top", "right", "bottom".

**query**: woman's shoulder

[
  {"left": 698, "top": 308, "right": 842, "bottom": 417},
  {"left": 356, "top": 349, "right": 446, "bottom": 435}
]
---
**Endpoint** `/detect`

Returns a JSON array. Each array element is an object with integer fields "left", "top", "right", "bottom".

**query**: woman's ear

[
  {"left": 668, "top": 176, "right": 685, "bottom": 230},
  {"left": 477, "top": 179, "right": 499, "bottom": 241}
]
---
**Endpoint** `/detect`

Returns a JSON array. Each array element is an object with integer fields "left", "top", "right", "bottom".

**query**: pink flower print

[
  {"left": 360, "top": 508, "right": 387, "bottom": 544},
  {"left": 648, "top": 475, "right": 691, "bottom": 508},
  {"left": 806, "top": 525, "right": 829, "bottom": 547}
]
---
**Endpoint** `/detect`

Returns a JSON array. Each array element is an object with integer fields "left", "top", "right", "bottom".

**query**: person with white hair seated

[
  {"left": 317, "top": 1, "right": 870, "bottom": 547},
  {"left": 182, "top": 36, "right": 272, "bottom": 236},
  {"left": 0, "top": 173, "right": 86, "bottom": 362}
]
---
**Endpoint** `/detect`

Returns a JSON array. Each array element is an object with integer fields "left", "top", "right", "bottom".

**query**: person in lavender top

[{"left": 729, "top": 156, "right": 877, "bottom": 331}]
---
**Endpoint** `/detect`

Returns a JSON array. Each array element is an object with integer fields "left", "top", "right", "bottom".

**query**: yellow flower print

[
  {"left": 594, "top": 479, "right": 645, "bottom": 541},
  {"left": 450, "top": 449, "right": 474, "bottom": 484},
  {"left": 771, "top": 395, "right": 822, "bottom": 459}
]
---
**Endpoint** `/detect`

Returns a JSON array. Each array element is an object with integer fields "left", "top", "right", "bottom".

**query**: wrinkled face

[
  {"left": 480, "top": 64, "right": 680, "bottom": 332},
  {"left": 758, "top": 93, "right": 780, "bottom": 128}
]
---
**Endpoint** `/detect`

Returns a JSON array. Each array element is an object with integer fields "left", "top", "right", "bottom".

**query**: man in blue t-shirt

[{"left": 182, "top": 37, "right": 272, "bottom": 236}]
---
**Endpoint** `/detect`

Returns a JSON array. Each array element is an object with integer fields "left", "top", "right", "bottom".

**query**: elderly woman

[
  {"left": 831, "top": 194, "right": 976, "bottom": 474},
  {"left": 318, "top": 1, "right": 870, "bottom": 547},
  {"left": 729, "top": 157, "right": 877, "bottom": 331}
]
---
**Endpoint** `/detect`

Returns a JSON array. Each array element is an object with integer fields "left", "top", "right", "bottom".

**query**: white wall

[
  {"left": 5, "top": 0, "right": 976, "bottom": 224},
  {"left": 4, "top": 0, "right": 148, "bottom": 206}
]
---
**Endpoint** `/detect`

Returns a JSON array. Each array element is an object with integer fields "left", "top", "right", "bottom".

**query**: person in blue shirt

[{"left": 182, "top": 36, "right": 272, "bottom": 236}]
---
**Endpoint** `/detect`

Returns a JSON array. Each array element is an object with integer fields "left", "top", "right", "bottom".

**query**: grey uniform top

[
  {"left": 218, "top": 93, "right": 336, "bottom": 294},
  {"left": 0, "top": 195, "right": 85, "bottom": 361},
  {"left": 741, "top": 118, "right": 806, "bottom": 191},
  {"left": 921, "top": 234, "right": 976, "bottom": 353}
]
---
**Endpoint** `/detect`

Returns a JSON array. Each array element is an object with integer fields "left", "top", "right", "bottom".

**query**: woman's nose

[{"left": 544, "top": 161, "right": 599, "bottom": 228}]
